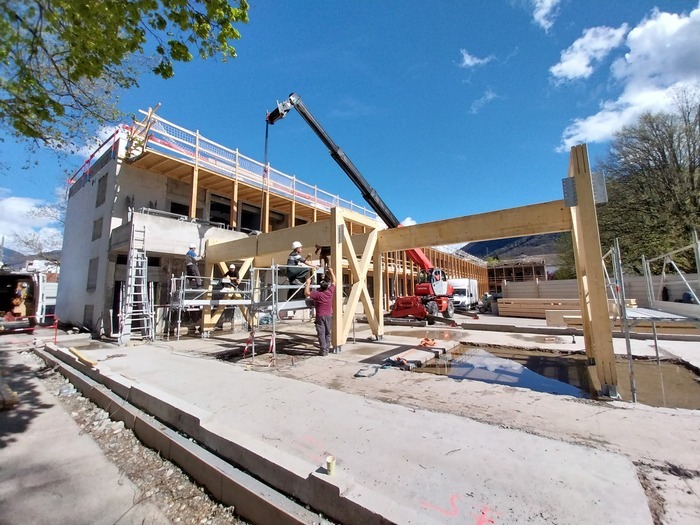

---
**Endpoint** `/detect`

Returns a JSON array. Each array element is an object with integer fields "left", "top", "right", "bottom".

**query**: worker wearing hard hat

[
  {"left": 222, "top": 263, "right": 240, "bottom": 288},
  {"left": 286, "top": 241, "right": 315, "bottom": 295},
  {"left": 185, "top": 242, "right": 203, "bottom": 288}
]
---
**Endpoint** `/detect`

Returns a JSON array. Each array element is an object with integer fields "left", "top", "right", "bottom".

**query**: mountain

[
  {"left": 0, "top": 247, "right": 62, "bottom": 270},
  {"left": 462, "top": 233, "right": 562, "bottom": 265},
  {"left": 0, "top": 247, "right": 27, "bottom": 269}
]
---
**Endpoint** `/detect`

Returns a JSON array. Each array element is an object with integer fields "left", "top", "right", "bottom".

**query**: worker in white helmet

[
  {"left": 286, "top": 241, "right": 315, "bottom": 298},
  {"left": 222, "top": 263, "right": 239, "bottom": 289},
  {"left": 185, "top": 242, "right": 203, "bottom": 288}
]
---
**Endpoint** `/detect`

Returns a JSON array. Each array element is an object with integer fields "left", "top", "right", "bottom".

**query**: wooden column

[
  {"left": 230, "top": 179, "right": 238, "bottom": 230},
  {"left": 569, "top": 144, "right": 618, "bottom": 396},
  {"left": 190, "top": 131, "right": 200, "bottom": 219},
  {"left": 262, "top": 165, "right": 271, "bottom": 233},
  {"left": 374, "top": 236, "right": 385, "bottom": 339}
]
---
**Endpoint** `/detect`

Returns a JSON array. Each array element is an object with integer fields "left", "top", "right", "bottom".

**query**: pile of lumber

[{"left": 498, "top": 297, "right": 636, "bottom": 320}]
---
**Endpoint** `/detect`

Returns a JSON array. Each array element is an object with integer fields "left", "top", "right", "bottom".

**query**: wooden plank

[
  {"left": 563, "top": 316, "right": 700, "bottom": 335},
  {"left": 69, "top": 347, "right": 97, "bottom": 368},
  {"left": 378, "top": 200, "right": 572, "bottom": 253}
]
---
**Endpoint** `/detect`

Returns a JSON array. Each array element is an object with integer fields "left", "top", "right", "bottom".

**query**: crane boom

[{"left": 266, "top": 93, "right": 434, "bottom": 270}]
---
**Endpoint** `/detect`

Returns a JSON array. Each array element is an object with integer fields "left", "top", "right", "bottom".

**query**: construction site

[{"left": 2, "top": 93, "right": 699, "bottom": 525}]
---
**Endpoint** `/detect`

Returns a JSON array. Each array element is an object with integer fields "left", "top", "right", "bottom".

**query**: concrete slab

[
  {"left": 14, "top": 316, "right": 700, "bottom": 525},
  {"left": 46, "top": 339, "right": 656, "bottom": 524}
]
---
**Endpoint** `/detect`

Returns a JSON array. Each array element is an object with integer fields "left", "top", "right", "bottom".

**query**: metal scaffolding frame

[{"left": 166, "top": 263, "right": 322, "bottom": 364}]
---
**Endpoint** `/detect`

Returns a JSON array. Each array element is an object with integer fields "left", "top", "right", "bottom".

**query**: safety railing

[{"left": 129, "top": 110, "right": 379, "bottom": 221}]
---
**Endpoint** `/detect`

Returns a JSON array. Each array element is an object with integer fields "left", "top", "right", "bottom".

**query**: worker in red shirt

[{"left": 304, "top": 268, "right": 335, "bottom": 356}]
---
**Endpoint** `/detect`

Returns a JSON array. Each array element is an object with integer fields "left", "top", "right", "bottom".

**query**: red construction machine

[{"left": 266, "top": 93, "right": 461, "bottom": 325}]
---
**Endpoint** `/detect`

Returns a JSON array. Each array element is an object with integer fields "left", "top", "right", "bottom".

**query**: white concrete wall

[
  {"left": 502, "top": 274, "right": 699, "bottom": 307},
  {"left": 56, "top": 146, "right": 122, "bottom": 330}
]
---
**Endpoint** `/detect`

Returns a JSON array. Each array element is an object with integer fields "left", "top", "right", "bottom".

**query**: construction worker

[
  {"left": 286, "top": 241, "right": 315, "bottom": 298},
  {"left": 222, "top": 263, "right": 239, "bottom": 288},
  {"left": 304, "top": 268, "right": 335, "bottom": 356},
  {"left": 185, "top": 243, "right": 203, "bottom": 288}
]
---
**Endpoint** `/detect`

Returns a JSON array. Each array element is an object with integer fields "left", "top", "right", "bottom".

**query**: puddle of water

[
  {"left": 420, "top": 347, "right": 589, "bottom": 398},
  {"left": 416, "top": 344, "right": 700, "bottom": 409}
]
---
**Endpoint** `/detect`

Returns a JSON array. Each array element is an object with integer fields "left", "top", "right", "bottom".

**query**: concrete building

[{"left": 56, "top": 109, "right": 488, "bottom": 337}]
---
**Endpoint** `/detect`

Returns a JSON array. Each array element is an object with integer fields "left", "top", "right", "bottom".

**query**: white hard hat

[
  {"left": 292, "top": 241, "right": 302, "bottom": 249},
  {"left": 229, "top": 263, "right": 236, "bottom": 269},
  {"left": 189, "top": 243, "right": 197, "bottom": 248}
]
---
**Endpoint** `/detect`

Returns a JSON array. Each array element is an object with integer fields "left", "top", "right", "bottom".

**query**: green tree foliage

[
  {"left": 0, "top": 0, "right": 248, "bottom": 150},
  {"left": 552, "top": 232, "right": 576, "bottom": 280},
  {"left": 555, "top": 86, "right": 700, "bottom": 277},
  {"left": 597, "top": 87, "right": 699, "bottom": 274}
]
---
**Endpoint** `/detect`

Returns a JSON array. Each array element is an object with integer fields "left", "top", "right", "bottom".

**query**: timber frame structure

[{"left": 203, "top": 145, "right": 619, "bottom": 397}]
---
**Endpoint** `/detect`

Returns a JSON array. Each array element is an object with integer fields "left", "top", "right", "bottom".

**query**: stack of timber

[
  {"left": 498, "top": 298, "right": 636, "bottom": 320},
  {"left": 562, "top": 315, "right": 700, "bottom": 336}
]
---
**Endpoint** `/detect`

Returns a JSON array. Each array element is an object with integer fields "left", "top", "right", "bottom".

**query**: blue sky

[{"left": 2, "top": 0, "right": 699, "bottom": 253}]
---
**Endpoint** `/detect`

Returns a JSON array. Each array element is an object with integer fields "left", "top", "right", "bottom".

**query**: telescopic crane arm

[{"left": 267, "top": 93, "right": 434, "bottom": 269}]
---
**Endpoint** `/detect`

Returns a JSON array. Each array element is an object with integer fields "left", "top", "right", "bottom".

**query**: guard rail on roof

[{"left": 126, "top": 109, "right": 379, "bottom": 221}]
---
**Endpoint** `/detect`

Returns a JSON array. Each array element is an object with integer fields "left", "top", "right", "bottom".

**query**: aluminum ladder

[{"left": 119, "top": 226, "right": 155, "bottom": 344}]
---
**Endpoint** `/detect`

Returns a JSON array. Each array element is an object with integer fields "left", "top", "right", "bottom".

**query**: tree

[
  {"left": 555, "top": 86, "right": 700, "bottom": 276},
  {"left": 0, "top": 0, "right": 248, "bottom": 151},
  {"left": 552, "top": 232, "right": 576, "bottom": 279},
  {"left": 597, "top": 86, "right": 699, "bottom": 273},
  {"left": 9, "top": 186, "right": 66, "bottom": 263}
]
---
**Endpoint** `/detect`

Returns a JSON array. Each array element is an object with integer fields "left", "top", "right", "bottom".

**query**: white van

[{"left": 448, "top": 278, "right": 479, "bottom": 311}]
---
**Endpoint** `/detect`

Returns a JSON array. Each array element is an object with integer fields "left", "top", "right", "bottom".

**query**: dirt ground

[{"left": 23, "top": 350, "right": 247, "bottom": 525}]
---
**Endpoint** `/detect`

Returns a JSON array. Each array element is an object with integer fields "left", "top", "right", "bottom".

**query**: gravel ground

[{"left": 27, "top": 351, "right": 248, "bottom": 525}]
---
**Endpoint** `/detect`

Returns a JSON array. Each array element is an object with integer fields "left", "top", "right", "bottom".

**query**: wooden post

[
  {"left": 262, "top": 164, "right": 271, "bottom": 233},
  {"left": 190, "top": 131, "right": 200, "bottom": 218},
  {"left": 230, "top": 178, "right": 239, "bottom": 230},
  {"left": 374, "top": 239, "right": 384, "bottom": 340},
  {"left": 569, "top": 144, "right": 618, "bottom": 397}
]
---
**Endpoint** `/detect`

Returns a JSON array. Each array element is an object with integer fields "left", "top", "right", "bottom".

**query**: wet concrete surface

[{"left": 415, "top": 343, "right": 700, "bottom": 410}]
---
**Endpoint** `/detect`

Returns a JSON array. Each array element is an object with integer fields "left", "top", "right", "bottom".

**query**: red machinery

[{"left": 266, "top": 93, "right": 456, "bottom": 324}]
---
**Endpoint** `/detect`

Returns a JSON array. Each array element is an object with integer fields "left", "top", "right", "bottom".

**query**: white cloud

[
  {"left": 558, "top": 6, "right": 700, "bottom": 151},
  {"left": 401, "top": 217, "right": 417, "bottom": 226},
  {"left": 470, "top": 90, "right": 498, "bottom": 114},
  {"left": 459, "top": 49, "right": 494, "bottom": 68},
  {"left": 0, "top": 188, "right": 64, "bottom": 253},
  {"left": 532, "top": 0, "right": 561, "bottom": 31},
  {"left": 550, "top": 24, "right": 629, "bottom": 81},
  {"left": 611, "top": 8, "right": 700, "bottom": 90},
  {"left": 74, "top": 125, "right": 123, "bottom": 158}
]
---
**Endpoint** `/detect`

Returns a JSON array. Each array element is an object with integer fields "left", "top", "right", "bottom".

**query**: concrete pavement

[
  {"left": 36, "top": 325, "right": 664, "bottom": 525},
  {"left": 0, "top": 335, "right": 169, "bottom": 525},
  {"left": 4, "top": 315, "right": 699, "bottom": 524}
]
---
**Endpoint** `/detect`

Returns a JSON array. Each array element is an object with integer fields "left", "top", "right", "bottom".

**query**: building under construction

[{"left": 55, "top": 108, "right": 488, "bottom": 341}]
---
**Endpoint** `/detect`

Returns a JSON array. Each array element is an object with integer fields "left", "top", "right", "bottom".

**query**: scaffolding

[
  {"left": 643, "top": 229, "right": 700, "bottom": 308},
  {"left": 605, "top": 233, "right": 700, "bottom": 403},
  {"left": 166, "top": 263, "right": 324, "bottom": 364}
]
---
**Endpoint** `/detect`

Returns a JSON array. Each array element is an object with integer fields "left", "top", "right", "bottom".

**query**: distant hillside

[
  {"left": 462, "top": 233, "right": 562, "bottom": 265},
  {"left": 0, "top": 247, "right": 62, "bottom": 270},
  {"left": 0, "top": 247, "right": 26, "bottom": 269}
]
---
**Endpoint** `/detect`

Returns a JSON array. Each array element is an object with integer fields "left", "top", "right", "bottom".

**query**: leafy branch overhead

[{"left": 0, "top": 0, "right": 248, "bottom": 149}]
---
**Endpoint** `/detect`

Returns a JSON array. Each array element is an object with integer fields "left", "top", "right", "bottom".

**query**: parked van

[
  {"left": 448, "top": 278, "right": 479, "bottom": 311},
  {"left": 0, "top": 271, "right": 58, "bottom": 334}
]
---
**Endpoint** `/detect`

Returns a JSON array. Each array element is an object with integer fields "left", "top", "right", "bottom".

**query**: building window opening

[
  {"left": 240, "top": 203, "right": 261, "bottom": 234},
  {"left": 210, "top": 195, "right": 231, "bottom": 227}
]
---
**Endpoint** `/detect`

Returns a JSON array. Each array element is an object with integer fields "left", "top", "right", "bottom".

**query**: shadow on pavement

[{"left": 0, "top": 350, "right": 54, "bottom": 449}]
